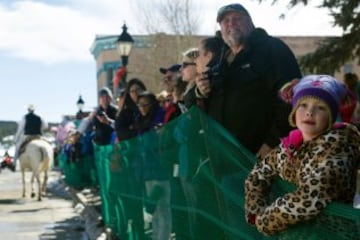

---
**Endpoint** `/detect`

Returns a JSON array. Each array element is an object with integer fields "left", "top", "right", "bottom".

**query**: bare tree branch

[{"left": 133, "top": 0, "right": 200, "bottom": 35}]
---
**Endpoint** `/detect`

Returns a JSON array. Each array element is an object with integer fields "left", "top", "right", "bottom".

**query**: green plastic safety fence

[{"left": 90, "top": 106, "right": 360, "bottom": 239}]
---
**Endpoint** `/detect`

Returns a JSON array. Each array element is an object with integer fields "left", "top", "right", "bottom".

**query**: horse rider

[{"left": 13, "top": 104, "right": 48, "bottom": 171}]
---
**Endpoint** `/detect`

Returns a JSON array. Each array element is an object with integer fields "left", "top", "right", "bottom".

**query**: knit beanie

[{"left": 289, "top": 75, "right": 346, "bottom": 127}]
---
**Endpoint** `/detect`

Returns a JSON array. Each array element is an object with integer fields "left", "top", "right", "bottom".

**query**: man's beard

[
  {"left": 222, "top": 21, "right": 254, "bottom": 48},
  {"left": 223, "top": 31, "right": 246, "bottom": 48}
]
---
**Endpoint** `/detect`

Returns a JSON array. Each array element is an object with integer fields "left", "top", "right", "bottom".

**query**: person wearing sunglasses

[
  {"left": 181, "top": 48, "right": 200, "bottom": 111},
  {"left": 135, "top": 91, "right": 172, "bottom": 240},
  {"left": 113, "top": 79, "right": 148, "bottom": 240},
  {"left": 115, "top": 78, "right": 147, "bottom": 142},
  {"left": 159, "top": 64, "right": 181, "bottom": 101}
]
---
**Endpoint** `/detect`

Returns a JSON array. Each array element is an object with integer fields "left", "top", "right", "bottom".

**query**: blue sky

[{"left": 0, "top": 0, "right": 341, "bottom": 123}]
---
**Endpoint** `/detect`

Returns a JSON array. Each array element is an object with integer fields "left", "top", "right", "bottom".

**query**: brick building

[{"left": 90, "top": 33, "right": 359, "bottom": 98}]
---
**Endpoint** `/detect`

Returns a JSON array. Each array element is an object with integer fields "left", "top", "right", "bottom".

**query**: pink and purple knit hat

[{"left": 289, "top": 75, "right": 347, "bottom": 127}]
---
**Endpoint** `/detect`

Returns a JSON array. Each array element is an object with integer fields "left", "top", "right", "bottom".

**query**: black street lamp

[
  {"left": 77, "top": 95, "right": 85, "bottom": 111},
  {"left": 76, "top": 95, "right": 85, "bottom": 119},
  {"left": 114, "top": 23, "right": 134, "bottom": 92},
  {"left": 115, "top": 23, "right": 134, "bottom": 67}
]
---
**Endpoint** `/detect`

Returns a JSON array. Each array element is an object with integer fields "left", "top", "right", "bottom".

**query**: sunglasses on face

[{"left": 182, "top": 62, "right": 196, "bottom": 68}]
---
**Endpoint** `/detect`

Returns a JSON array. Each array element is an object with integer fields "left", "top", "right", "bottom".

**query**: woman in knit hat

[{"left": 245, "top": 75, "right": 360, "bottom": 236}]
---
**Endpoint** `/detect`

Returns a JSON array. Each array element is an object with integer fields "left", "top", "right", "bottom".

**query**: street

[{"left": 0, "top": 167, "right": 88, "bottom": 240}]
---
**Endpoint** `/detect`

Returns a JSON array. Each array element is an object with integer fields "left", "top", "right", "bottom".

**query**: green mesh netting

[
  {"left": 58, "top": 150, "right": 97, "bottom": 189},
  {"left": 67, "top": 106, "right": 360, "bottom": 239}
]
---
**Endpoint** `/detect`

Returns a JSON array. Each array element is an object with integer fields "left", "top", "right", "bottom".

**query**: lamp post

[
  {"left": 76, "top": 95, "right": 85, "bottom": 119},
  {"left": 115, "top": 23, "right": 134, "bottom": 90}
]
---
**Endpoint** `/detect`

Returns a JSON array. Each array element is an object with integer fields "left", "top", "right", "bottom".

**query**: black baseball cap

[
  {"left": 217, "top": 3, "right": 250, "bottom": 23},
  {"left": 159, "top": 64, "right": 181, "bottom": 75}
]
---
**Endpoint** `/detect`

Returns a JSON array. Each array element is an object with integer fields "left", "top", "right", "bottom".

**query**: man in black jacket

[{"left": 194, "top": 3, "right": 302, "bottom": 240}]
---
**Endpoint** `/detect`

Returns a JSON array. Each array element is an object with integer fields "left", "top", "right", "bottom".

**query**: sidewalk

[
  {"left": 65, "top": 181, "right": 154, "bottom": 240},
  {"left": 75, "top": 190, "right": 105, "bottom": 240},
  {"left": 62, "top": 175, "right": 174, "bottom": 240},
  {"left": 59, "top": 177, "right": 106, "bottom": 240}
]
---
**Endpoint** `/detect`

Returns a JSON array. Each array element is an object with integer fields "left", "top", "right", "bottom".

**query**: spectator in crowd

[
  {"left": 339, "top": 72, "right": 359, "bottom": 123},
  {"left": 54, "top": 115, "right": 76, "bottom": 166},
  {"left": 156, "top": 92, "right": 167, "bottom": 110},
  {"left": 195, "top": 32, "right": 227, "bottom": 112},
  {"left": 55, "top": 115, "right": 76, "bottom": 149},
  {"left": 181, "top": 48, "right": 200, "bottom": 110},
  {"left": 192, "top": 3, "right": 302, "bottom": 239},
  {"left": 171, "top": 39, "right": 227, "bottom": 239},
  {"left": 135, "top": 91, "right": 170, "bottom": 240},
  {"left": 186, "top": 33, "right": 229, "bottom": 239},
  {"left": 87, "top": 87, "right": 117, "bottom": 228},
  {"left": 13, "top": 104, "right": 48, "bottom": 171},
  {"left": 159, "top": 64, "right": 181, "bottom": 114},
  {"left": 245, "top": 75, "right": 360, "bottom": 235},
  {"left": 114, "top": 78, "right": 147, "bottom": 240},
  {"left": 115, "top": 78, "right": 146, "bottom": 141},
  {"left": 165, "top": 72, "right": 188, "bottom": 240},
  {"left": 90, "top": 87, "right": 118, "bottom": 146},
  {"left": 158, "top": 64, "right": 182, "bottom": 124},
  {"left": 163, "top": 76, "right": 186, "bottom": 123},
  {"left": 159, "top": 64, "right": 181, "bottom": 97}
]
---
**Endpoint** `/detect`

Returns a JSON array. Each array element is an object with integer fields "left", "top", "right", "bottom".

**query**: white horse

[{"left": 19, "top": 139, "right": 53, "bottom": 201}]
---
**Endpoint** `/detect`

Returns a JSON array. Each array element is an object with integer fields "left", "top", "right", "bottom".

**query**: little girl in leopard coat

[{"left": 245, "top": 75, "right": 360, "bottom": 235}]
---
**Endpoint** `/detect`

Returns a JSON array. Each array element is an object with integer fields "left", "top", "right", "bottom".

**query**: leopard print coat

[{"left": 245, "top": 123, "right": 360, "bottom": 235}]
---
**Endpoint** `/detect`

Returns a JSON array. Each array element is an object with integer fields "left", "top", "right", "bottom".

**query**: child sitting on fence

[{"left": 245, "top": 74, "right": 360, "bottom": 235}]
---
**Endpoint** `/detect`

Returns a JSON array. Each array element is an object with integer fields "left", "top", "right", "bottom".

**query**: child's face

[{"left": 295, "top": 97, "right": 330, "bottom": 141}]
